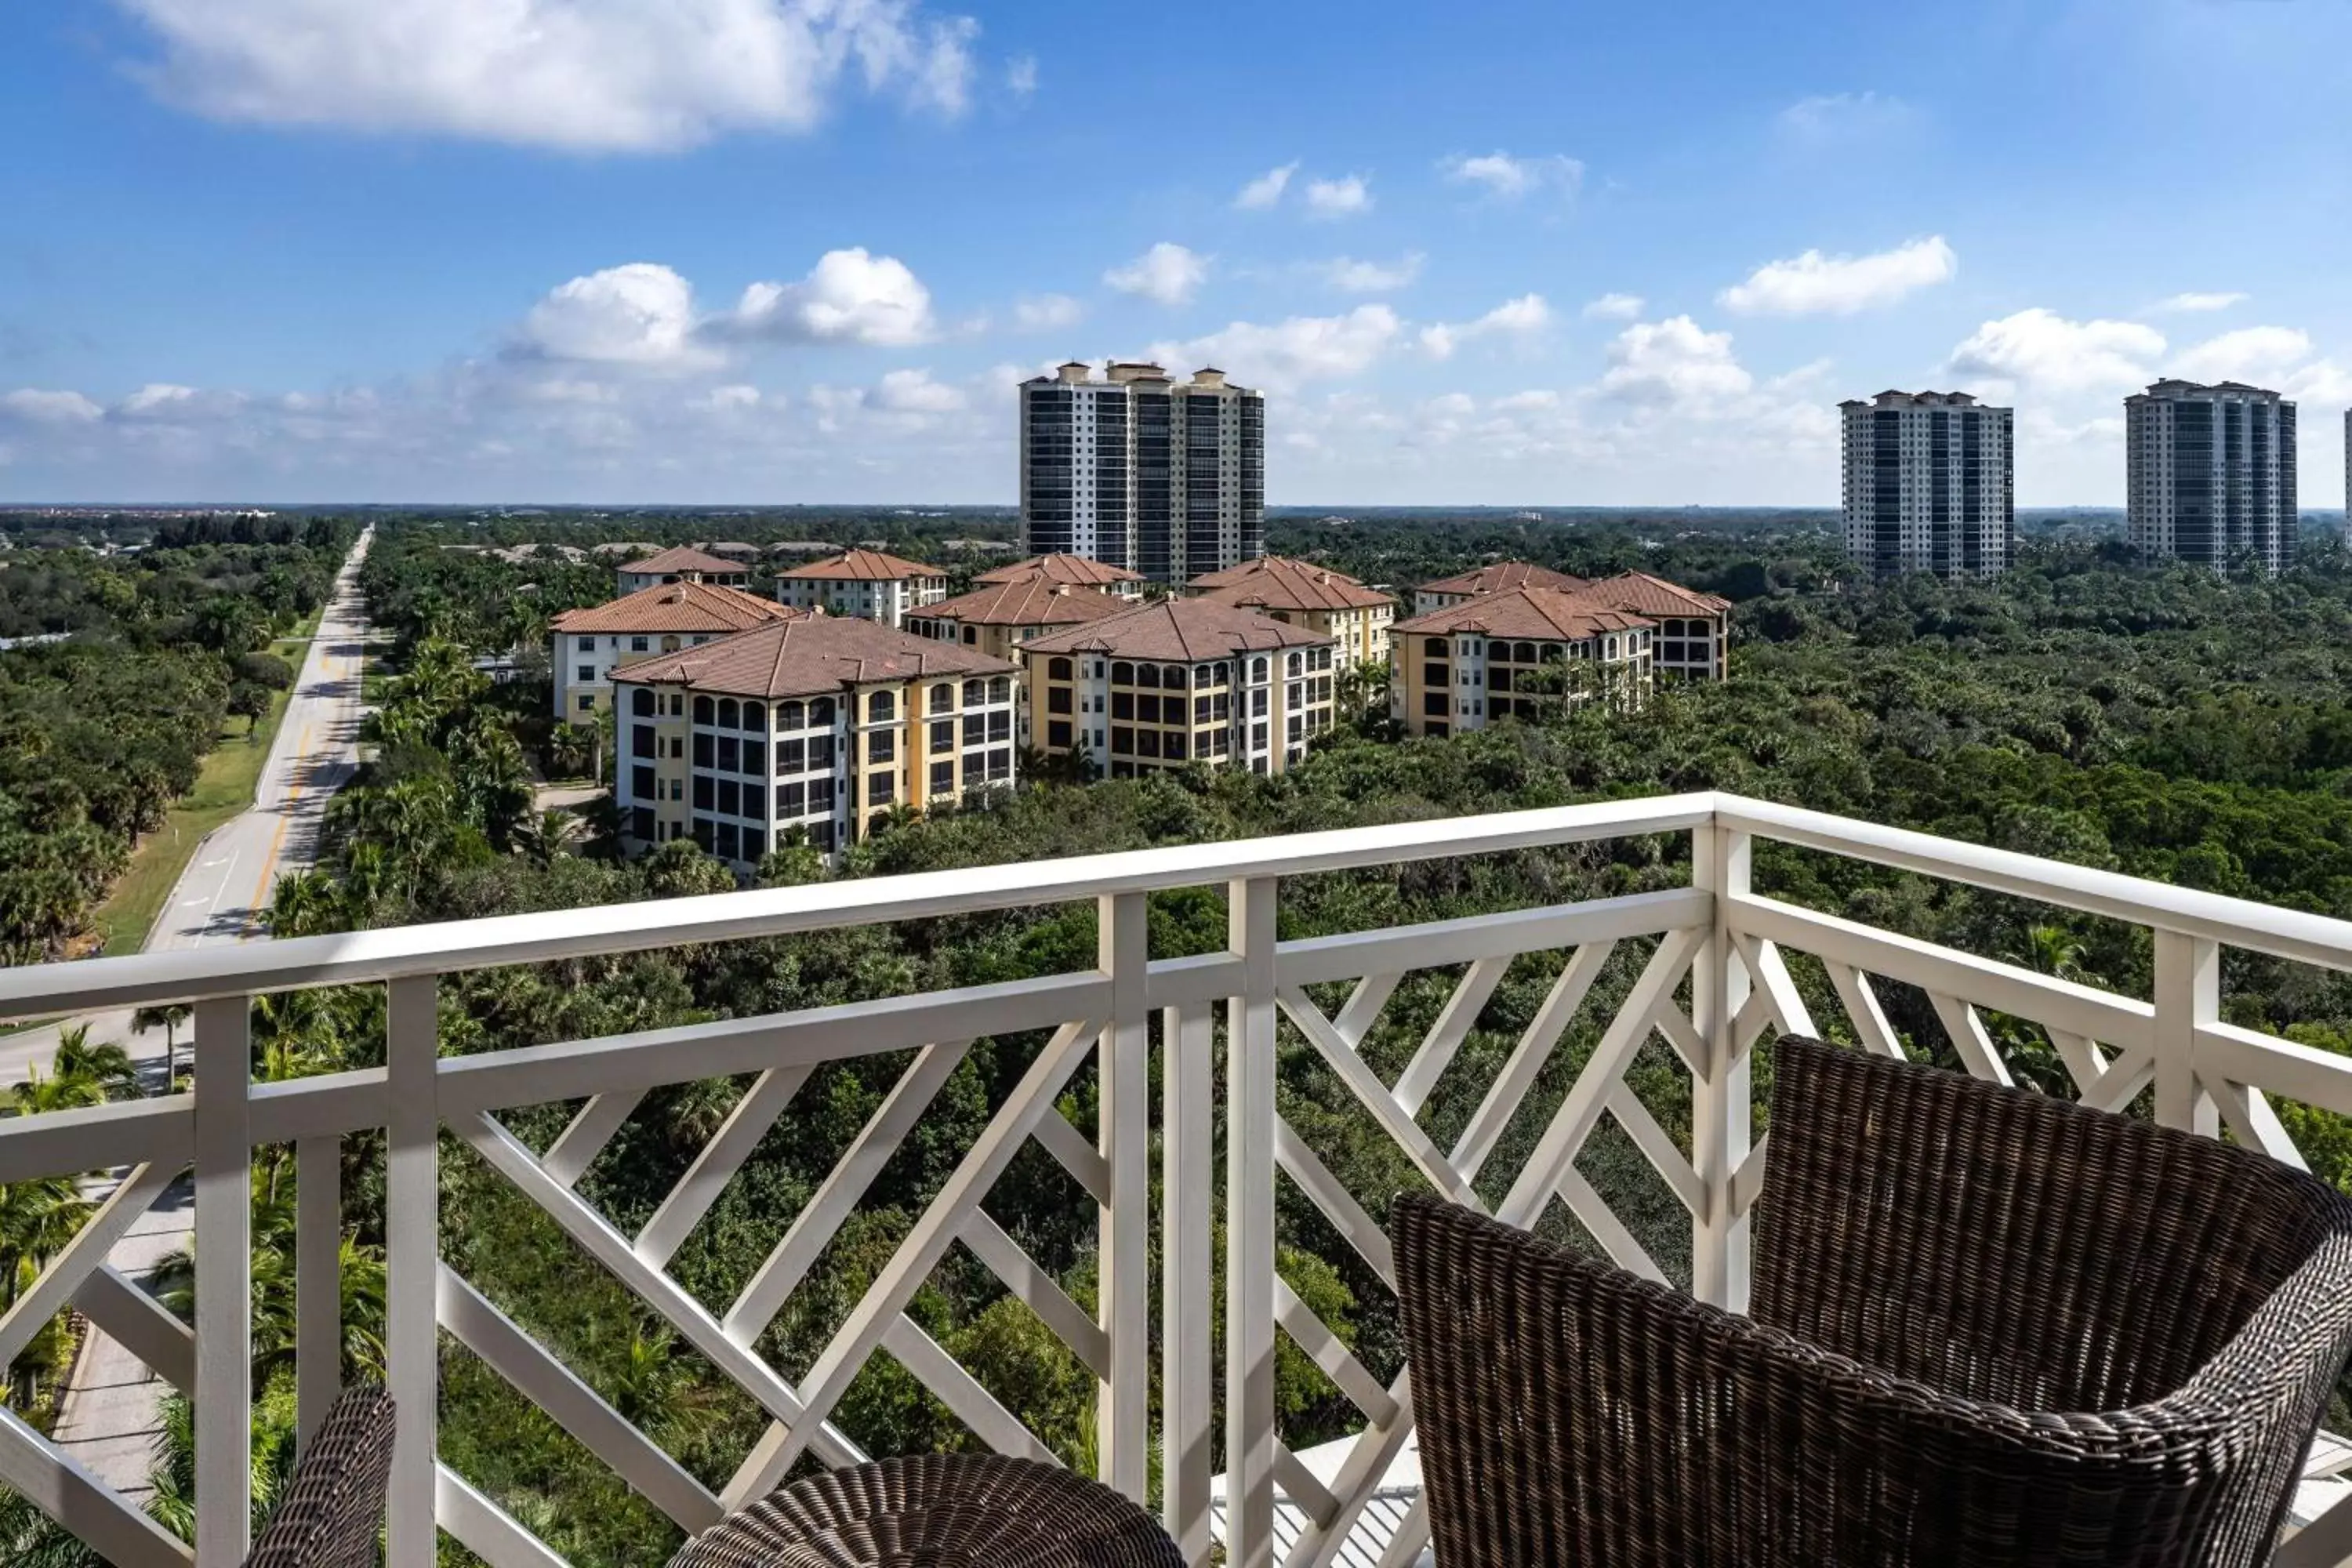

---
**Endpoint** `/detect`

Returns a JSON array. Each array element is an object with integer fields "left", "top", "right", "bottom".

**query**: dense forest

[
  {"left": 0, "top": 518, "right": 352, "bottom": 960},
  {"left": 11, "top": 510, "right": 2352, "bottom": 1564}
]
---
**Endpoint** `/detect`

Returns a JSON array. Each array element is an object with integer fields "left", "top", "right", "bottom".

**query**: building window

[
  {"left": 668, "top": 736, "right": 684, "bottom": 760},
  {"left": 989, "top": 677, "right": 1011, "bottom": 703},
  {"left": 777, "top": 700, "right": 804, "bottom": 731},
  {"left": 931, "top": 720, "right": 955, "bottom": 752},
  {"left": 693, "top": 733, "right": 713, "bottom": 768},
  {"left": 718, "top": 779, "right": 740, "bottom": 816},
  {"left": 1165, "top": 731, "right": 1187, "bottom": 761},
  {"left": 989, "top": 749, "right": 1010, "bottom": 782},
  {"left": 742, "top": 702, "right": 765, "bottom": 732},
  {"left": 717, "top": 822, "right": 740, "bottom": 862},
  {"left": 1049, "top": 658, "right": 1073, "bottom": 681},
  {"left": 1047, "top": 719, "right": 1073, "bottom": 749},
  {"left": 869, "top": 691, "right": 895, "bottom": 723},
  {"left": 963, "top": 679, "right": 985, "bottom": 705},
  {"left": 632, "top": 725, "right": 655, "bottom": 760},
  {"left": 694, "top": 696, "right": 714, "bottom": 725},
  {"left": 718, "top": 699, "right": 739, "bottom": 729},
  {"left": 778, "top": 782, "right": 805, "bottom": 817},
  {"left": 930, "top": 684, "right": 954, "bottom": 714},
  {"left": 869, "top": 730, "right": 895, "bottom": 764},
  {"left": 692, "top": 818, "right": 714, "bottom": 851},
  {"left": 577, "top": 637, "right": 594, "bottom": 652},
  {"left": 931, "top": 760, "right": 954, "bottom": 794},
  {"left": 964, "top": 712, "right": 985, "bottom": 744},
  {"left": 1112, "top": 727, "right": 1134, "bottom": 755},
  {"left": 631, "top": 765, "right": 655, "bottom": 801},
  {"left": 1047, "top": 685, "right": 1073, "bottom": 714},
  {"left": 1112, "top": 691, "right": 1134, "bottom": 720},
  {"left": 809, "top": 777, "right": 835, "bottom": 811},
  {"left": 1112, "top": 662, "right": 1134, "bottom": 685},
  {"left": 811, "top": 697, "right": 837, "bottom": 727},
  {"left": 741, "top": 827, "right": 764, "bottom": 862},
  {"left": 692, "top": 775, "right": 714, "bottom": 811},
  {"left": 776, "top": 739, "right": 804, "bottom": 774},
  {"left": 987, "top": 710, "right": 1010, "bottom": 742},
  {"left": 630, "top": 688, "right": 655, "bottom": 717},
  {"left": 809, "top": 735, "right": 836, "bottom": 771},
  {"left": 742, "top": 739, "right": 765, "bottom": 774},
  {"left": 631, "top": 636, "right": 648, "bottom": 654},
  {"left": 867, "top": 772, "right": 894, "bottom": 805},
  {"left": 717, "top": 736, "right": 739, "bottom": 773}
]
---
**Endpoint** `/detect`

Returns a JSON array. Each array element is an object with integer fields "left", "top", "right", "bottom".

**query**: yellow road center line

[{"left": 241, "top": 722, "right": 314, "bottom": 939}]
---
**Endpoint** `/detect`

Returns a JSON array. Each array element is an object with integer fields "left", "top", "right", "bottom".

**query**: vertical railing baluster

[
  {"left": 1225, "top": 877, "right": 1279, "bottom": 1568},
  {"left": 1097, "top": 892, "right": 1150, "bottom": 1503},
  {"left": 1161, "top": 1003, "right": 1215, "bottom": 1564},
  {"left": 1691, "top": 824, "right": 1753, "bottom": 1313},
  {"left": 2154, "top": 930, "right": 2221, "bottom": 1138},
  {"left": 296, "top": 1133, "right": 341, "bottom": 1450},
  {"left": 386, "top": 975, "right": 439, "bottom": 1568},
  {"left": 193, "top": 993, "right": 252, "bottom": 1568}
]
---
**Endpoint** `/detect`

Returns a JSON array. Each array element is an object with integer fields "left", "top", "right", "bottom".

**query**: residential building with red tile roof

[
  {"left": 547, "top": 582, "right": 804, "bottom": 720},
  {"left": 1185, "top": 555, "right": 1397, "bottom": 665},
  {"left": 615, "top": 544, "right": 753, "bottom": 595},
  {"left": 907, "top": 577, "right": 1131, "bottom": 662},
  {"left": 976, "top": 553, "right": 1147, "bottom": 600},
  {"left": 611, "top": 617, "right": 1018, "bottom": 867},
  {"left": 1558, "top": 571, "right": 1733, "bottom": 681},
  {"left": 774, "top": 548, "right": 951, "bottom": 627},
  {"left": 1410, "top": 560, "right": 1589, "bottom": 617},
  {"left": 1390, "top": 586, "right": 1657, "bottom": 736},
  {"left": 1019, "top": 597, "right": 1337, "bottom": 778}
]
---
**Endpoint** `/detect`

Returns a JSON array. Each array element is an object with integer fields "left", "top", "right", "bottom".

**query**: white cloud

[
  {"left": 1011, "top": 293, "right": 1085, "bottom": 331},
  {"left": 2156, "top": 291, "right": 2248, "bottom": 314},
  {"left": 1721, "top": 236, "right": 1956, "bottom": 316},
  {"left": 1103, "top": 242, "right": 1208, "bottom": 306},
  {"left": 694, "top": 383, "right": 765, "bottom": 411},
  {"left": 1318, "top": 254, "right": 1422, "bottom": 293},
  {"left": 1776, "top": 91, "right": 1917, "bottom": 145},
  {"left": 111, "top": 0, "right": 989, "bottom": 152},
  {"left": 520, "top": 263, "right": 717, "bottom": 368},
  {"left": 1005, "top": 54, "right": 1037, "bottom": 98},
  {"left": 1421, "top": 294, "right": 1552, "bottom": 359},
  {"left": 1, "top": 389, "right": 104, "bottom": 423},
  {"left": 1153, "top": 305, "right": 1403, "bottom": 393},
  {"left": 1947, "top": 308, "right": 2166, "bottom": 394},
  {"left": 1581, "top": 292, "right": 1645, "bottom": 321},
  {"left": 1303, "top": 175, "right": 1372, "bottom": 218},
  {"left": 1440, "top": 151, "right": 1583, "bottom": 201},
  {"left": 867, "top": 367, "right": 965, "bottom": 412},
  {"left": 728, "top": 248, "right": 935, "bottom": 346},
  {"left": 2169, "top": 325, "right": 2313, "bottom": 384},
  {"left": 114, "top": 383, "right": 247, "bottom": 420},
  {"left": 1598, "top": 316, "right": 1753, "bottom": 406},
  {"left": 1234, "top": 161, "right": 1298, "bottom": 210}
]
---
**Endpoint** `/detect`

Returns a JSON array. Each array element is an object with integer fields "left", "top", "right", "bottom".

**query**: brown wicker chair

[
  {"left": 245, "top": 1384, "right": 396, "bottom": 1568},
  {"left": 666, "top": 1453, "right": 1185, "bottom": 1567},
  {"left": 1393, "top": 1035, "right": 2352, "bottom": 1567}
]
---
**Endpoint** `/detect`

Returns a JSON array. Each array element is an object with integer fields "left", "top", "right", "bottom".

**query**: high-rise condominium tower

[
  {"left": 1019, "top": 361, "right": 1265, "bottom": 586},
  {"left": 1838, "top": 390, "right": 2016, "bottom": 580},
  {"left": 2125, "top": 380, "right": 2297, "bottom": 575}
]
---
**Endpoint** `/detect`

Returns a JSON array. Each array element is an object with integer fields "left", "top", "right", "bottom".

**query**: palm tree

[
  {"left": 50, "top": 1024, "right": 138, "bottom": 1102},
  {"left": 2013, "top": 923, "right": 2101, "bottom": 987},
  {"left": 132, "top": 1003, "right": 193, "bottom": 1092},
  {"left": 7, "top": 1065, "right": 107, "bottom": 1118},
  {"left": 511, "top": 808, "right": 586, "bottom": 866}
]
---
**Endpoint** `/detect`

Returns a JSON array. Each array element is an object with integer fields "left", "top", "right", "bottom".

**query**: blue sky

[{"left": 2, "top": 0, "right": 2348, "bottom": 506}]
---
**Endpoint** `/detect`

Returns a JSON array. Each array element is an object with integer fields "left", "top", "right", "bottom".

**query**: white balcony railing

[{"left": 2, "top": 791, "right": 2350, "bottom": 1568}]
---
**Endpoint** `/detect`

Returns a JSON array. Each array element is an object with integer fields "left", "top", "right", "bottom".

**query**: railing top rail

[
  {"left": 1717, "top": 793, "right": 2352, "bottom": 975},
  {"left": 0, "top": 792, "right": 1716, "bottom": 1020}
]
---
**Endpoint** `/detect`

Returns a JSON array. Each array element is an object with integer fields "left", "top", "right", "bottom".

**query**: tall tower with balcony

[
  {"left": 1019, "top": 361, "right": 1265, "bottom": 586},
  {"left": 1838, "top": 390, "right": 2016, "bottom": 580},
  {"left": 2125, "top": 379, "right": 2298, "bottom": 575}
]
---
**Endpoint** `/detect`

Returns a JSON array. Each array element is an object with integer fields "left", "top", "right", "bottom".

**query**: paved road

[
  {"left": 0, "top": 528, "right": 373, "bottom": 1091},
  {"left": 10, "top": 527, "right": 372, "bottom": 1502}
]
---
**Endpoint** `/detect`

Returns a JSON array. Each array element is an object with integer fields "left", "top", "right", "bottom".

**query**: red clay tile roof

[
  {"left": 1192, "top": 556, "right": 1393, "bottom": 613},
  {"left": 1561, "top": 570, "right": 1733, "bottom": 618},
  {"left": 619, "top": 545, "right": 746, "bottom": 577},
  {"left": 776, "top": 546, "right": 948, "bottom": 583},
  {"left": 919, "top": 578, "right": 1131, "bottom": 627},
  {"left": 976, "top": 554, "right": 1145, "bottom": 589},
  {"left": 1392, "top": 586, "right": 1655, "bottom": 641},
  {"left": 1021, "top": 597, "right": 1334, "bottom": 662},
  {"left": 1187, "top": 554, "right": 1368, "bottom": 591},
  {"left": 612, "top": 615, "right": 1013, "bottom": 699},
  {"left": 1417, "top": 561, "right": 1590, "bottom": 598},
  {"left": 550, "top": 582, "right": 804, "bottom": 635}
]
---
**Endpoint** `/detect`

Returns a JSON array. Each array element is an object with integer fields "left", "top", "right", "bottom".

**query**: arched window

[
  {"left": 1048, "top": 658, "right": 1073, "bottom": 681},
  {"left": 930, "top": 683, "right": 954, "bottom": 714},
  {"left": 742, "top": 702, "right": 765, "bottom": 732},
  {"left": 692, "top": 695, "right": 714, "bottom": 725},
  {"left": 1252, "top": 658, "right": 1269, "bottom": 681},
  {"left": 778, "top": 700, "right": 804, "bottom": 731},
  {"left": 1162, "top": 665, "right": 1187, "bottom": 689},
  {"left": 1112, "top": 662, "right": 1134, "bottom": 686},
  {"left": 989, "top": 677, "right": 1011, "bottom": 704},
  {"left": 717, "top": 699, "right": 739, "bottom": 730},
  {"left": 964, "top": 678, "right": 985, "bottom": 704},
  {"left": 1137, "top": 664, "right": 1160, "bottom": 688},
  {"left": 869, "top": 691, "right": 895, "bottom": 723},
  {"left": 1514, "top": 641, "right": 1537, "bottom": 664},
  {"left": 1287, "top": 652, "right": 1303, "bottom": 677},
  {"left": 1195, "top": 665, "right": 1213, "bottom": 684},
  {"left": 630, "top": 688, "right": 655, "bottom": 717},
  {"left": 811, "top": 697, "right": 836, "bottom": 726},
  {"left": 661, "top": 635, "right": 681, "bottom": 653}
]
